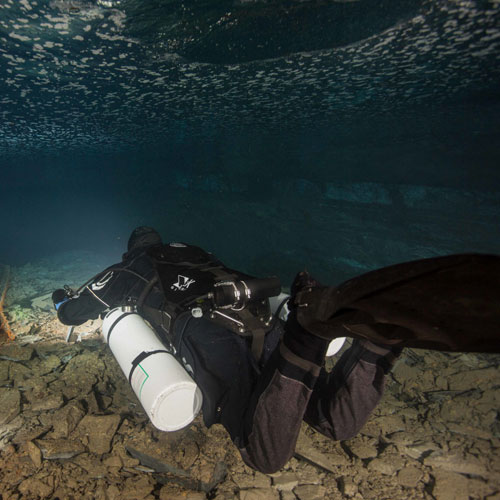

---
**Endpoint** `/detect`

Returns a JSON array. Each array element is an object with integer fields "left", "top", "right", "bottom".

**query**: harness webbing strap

[
  {"left": 142, "top": 304, "right": 173, "bottom": 345},
  {"left": 128, "top": 350, "right": 170, "bottom": 385},
  {"left": 251, "top": 328, "right": 266, "bottom": 363},
  {"left": 137, "top": 275, "right": 159, "bottom": 310}
]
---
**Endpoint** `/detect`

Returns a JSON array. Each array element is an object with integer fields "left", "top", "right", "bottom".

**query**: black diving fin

[{"left": 293, "top": 254, "right": 500, "bottom": 353}]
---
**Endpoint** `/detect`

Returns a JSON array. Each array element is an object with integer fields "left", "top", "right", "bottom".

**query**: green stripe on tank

[{"left": 138, "top": 363, "right": 149, "bottom": 399}]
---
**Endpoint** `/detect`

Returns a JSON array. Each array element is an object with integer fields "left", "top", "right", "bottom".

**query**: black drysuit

[{"left": 56, "top": 244, "right": 394, "bottom": 473}]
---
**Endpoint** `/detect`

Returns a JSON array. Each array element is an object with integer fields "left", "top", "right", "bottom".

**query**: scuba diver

[{"left": 52, "top": 227, "right": 500, "bottom": 474}]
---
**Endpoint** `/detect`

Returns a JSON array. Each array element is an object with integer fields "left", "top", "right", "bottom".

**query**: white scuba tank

[
  {"left": 102, "top": 307, "right": 203, "bottom": 432},
  {"left": 269, "top": 293, "right": 346, "bottom": 356}
]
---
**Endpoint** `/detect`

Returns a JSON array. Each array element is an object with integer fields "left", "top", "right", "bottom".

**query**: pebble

[
  {"left": 345, "top": 438, "right": 379, "bottom": 459},
  {"left": 0, "top": 344, "right": 33, "bottom": 361},
  {"left": 272, "top": 471, "right": 299, "bottom": 491},
  {"left": 0, "top": 388, "right": 20, "bottom": 425},
  {"left": 341, "top": 477, "right": 358, "bottom": 497},
  {"left": 0, "top": 361, "right": 8, "bottom": 381},
  {"left": 35, "top": 438, "right": 86, "bottom": 460},
  {"left": 397, "top": 466, "right": 422, "bottom": 487},
  {"left": 232, "top": 472, "right": 271, "bottom": 489},
  {"left": 431, "top": 470, "right": 470, "bottom": 500},
  {"left": 76, "top": 414, "right": 121, "bottom": 454},
  {"left": 239, "top": 488, "right": 279, "bottom": 500},
  {"left": 367, "top": 456, "right": 401, "bottom": 476},
  {"left": 31, "top": 394, "right": 64, "bottom": 412},
  {"left": 26, "top": 441, "right": 42, "bottom": 468},
  {"left": 293, "top": 484, "right": 327, "bottom": 500}
]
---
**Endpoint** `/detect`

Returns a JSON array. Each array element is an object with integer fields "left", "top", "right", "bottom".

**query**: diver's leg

[
  {"left": 304, "top": 339, "right": 401, "bottom": 440},
  {"left": 235, "top": 317, "right": 329, "bottom": 473}
]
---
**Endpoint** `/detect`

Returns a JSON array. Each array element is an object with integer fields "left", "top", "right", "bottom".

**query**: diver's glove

[
  {"left": 284, "top": 271, "right": 330, "bottom": 365},
  {"left": 290, "top": 271, "right": 323, "bottom": 304},
  {"left": 52, "top": 287, "right": 74, "bottom": 310},
  {"left": 286, "top": 271, "right": 324, "bottom": 333}
]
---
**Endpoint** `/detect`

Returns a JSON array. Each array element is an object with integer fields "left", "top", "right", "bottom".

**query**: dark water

[{"left": 1, "top": 0, "right": 499, "bottom": 286}]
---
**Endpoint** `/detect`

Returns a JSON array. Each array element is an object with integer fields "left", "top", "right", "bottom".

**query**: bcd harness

[{"left": 135, "top": 243, "right": 281, "bottom": 363}]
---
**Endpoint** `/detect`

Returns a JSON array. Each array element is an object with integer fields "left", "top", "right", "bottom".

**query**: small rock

[
  {"left": 18, "top": 478, "right": 54, "bottom": 499},
  {"left": 21, "top": 377, "right": 48, "bottom": 401},
  {"left": 424, "top": 451, "right": 492, "bottom": 479},
  {"left": 397, "top": 407, "right": 419, "bottom": 420},
  {"left": 477, "top": 388, "right": 500, "bottom": 407},
  {"left": 272, "top": 471, "right": 299, "bottom": 491},
  {"left": 50, "top": 401, "right": 86, "bottom": 439},
  {"left": 185, "top": 494, "right": 206, "bottom": 500},
  {"left": 76, "top": 414, "right": 121, "bottom": 454},
  {"left": 197, "top": 460, "right": 216, "bottom": 485},
  {"left": 239, "top": 488, "right": 279, "bottom": 500},
  {"left": 113, "top": 443, "right": 141, "bottom": 468},
  {"left": 85, "top": 390, "right": 101, "bottom": 414},
  {"left": 340, "top": 478, "right": 358, "bottom": 497},
  {"left": 447, "top": 367, "right": 499, "bottom": 391},
  {"left": 293, "top": 484, "right": 327, "bottom": 500},
  {"left": 345, "top": 438, "right": 378, "bottom": 459},
  {"left": 159, "top": 484, "right": 205, "bottom": 500},
  {"left": 294, "top": 465, "right": 322, "bottom": 485},
  {"left": 27, "top": 441, "right": 42, "bottom": 467},
  {"left": 232, "top": 472, "right": 271, "bottom": 489},
  {"left": 35, "top": 438, "right": 86, "bottom": 459},
  {"left": 397, "top": 466, "right": 422, "bottom": 487},
  {"left": 367, "top": 457, "right": 401, "bottom": 476},
  {"left": 385, "top": 431, "right": 413, "bottom": 446},
  {"left": 9, "top": 362, "right": 32, "bottom": 382},
  {"left": 124, "top": 444, "right": 187, "bottom": 476},
  {"left": 175, "top": 440, "right": 200, "bottom": 469},
  {"left": 431, "top": 470, "right": 470, "bottom": 500},
  {"left": 295, "top": 430, "right": 348, "bottom": 471},
  {"left": 103, "top": 455, "right": 123, "bottom": 468},
  {"left": 440, "top": 399, "right": 473, "bottom": 422},
  {"left": 0, "top": 344, "right": 33, "bottom": 361},
  {"left": 434, "top": 374, "right": 449, "bottom": 390},
  {"left": 0, "top": 388, "right": 20, "bottom": 424},
  {"left": 447, "top": 422, "right": 493, "bottom": 440},
  {"left": 100, "top": 394, "right": 113, "bottom": 410},
  {"left": 0, "top": 360, "right": 9, "bottom": 380},
  {"left": 31, "top": 394, "right": 64, "bottom": 412},
  {"left": 37, "top": 354, "right": 61, "bottom": 375},
  {"left": 31, "top": 293, "right": 53, "bottom": 311},
  {"left": 380, "top": 415, "right": 406, "bottom": 434},
  {"left": 0, "top": 414, "right": 25, "bottom": 448},
  {"left": 401, "top": 440, "right": 441, "bottom": 460},
  {"left": 106, "top": 484, "right": 121, "bottom": 500},
  {"left": 121, "top": 476, "right": 154, "bottom": 500},
  {"left": 12, "top": 421, "right": 52, "bottom": 445},
  {"left": 392, "top": 363, "right": 422, "bottom": 387},
  {"left": 59, "top": 351, "right": 102, "bottom": 397},
  {"left": 466, "top": 477, "right": 499, "bottom": 499},
  {"left": 72, "top": 453, "right": 109, "bottom": 478}
]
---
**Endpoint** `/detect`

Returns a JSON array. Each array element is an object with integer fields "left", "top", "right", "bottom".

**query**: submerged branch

[{"left": 0, "top": 265, "right": 15, "bottom": 341}]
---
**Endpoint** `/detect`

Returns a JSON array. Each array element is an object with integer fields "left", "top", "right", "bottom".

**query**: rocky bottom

[{"left": 0, "top": 304, "right": 499, "bottom": 500}]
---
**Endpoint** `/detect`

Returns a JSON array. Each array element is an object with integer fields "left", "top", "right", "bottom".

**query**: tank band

[
  {"left": 106, "top": 312, "right": 135, "bottom": 344},
  {"left": 128, "top": 350, "right": 170, "bottom": 385}
]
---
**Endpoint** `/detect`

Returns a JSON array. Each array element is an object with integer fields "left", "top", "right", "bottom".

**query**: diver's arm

[
  {"left": 53, "top": 267, "right": 121, "bottom": 326},
  {"left": 53, "top": 287, "right": 108, "bottom": 326}
]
